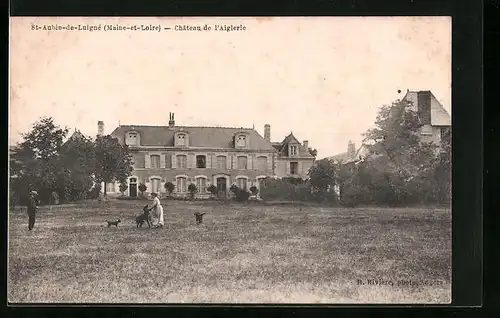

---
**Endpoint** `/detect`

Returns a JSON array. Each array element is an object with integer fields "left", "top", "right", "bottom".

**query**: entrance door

[
  {"left": 216, "top": 177, "right": 227, "bottom": 198},
  {"left": 129, "top": 178, "right": 138, "bottom": 197}
]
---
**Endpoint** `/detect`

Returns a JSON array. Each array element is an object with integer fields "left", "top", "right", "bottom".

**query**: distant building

[
  {"left": 99, "top": 114, "right": 314, "bottom": 198},
  {"left": 402, "top": 90, "right": 451, "bottom": 146},
  {"left": 325, "top": 90, "right": 451, "bottom": 165}
]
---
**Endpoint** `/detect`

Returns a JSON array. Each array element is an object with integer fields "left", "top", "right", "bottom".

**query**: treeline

[
  {"left": 258, "top": 99, "right": 451, "bottom": 207},
  {"left": 9, "top": 117, "right": 133, "bottom": 206}
]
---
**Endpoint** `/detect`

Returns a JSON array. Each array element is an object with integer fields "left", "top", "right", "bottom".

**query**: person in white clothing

[{"left": 149, "top": 192, "right": 164, "bottom": 228}]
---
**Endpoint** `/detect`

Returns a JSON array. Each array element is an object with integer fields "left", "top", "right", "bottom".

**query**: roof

[
  {"left": 324, "top": 144, "right": 371, "bottom": 163},
  {"left": 402, "top": 90, "right": 451, "bottom": 126},
  {"left": 110, "top": 125, "right": 276, "bottom": 150},
  {"left": 274, "top": 133, "right": 314, "bottom": 158}
]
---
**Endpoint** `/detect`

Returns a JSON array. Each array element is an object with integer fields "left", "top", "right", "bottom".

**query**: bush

[
  {"left": 188, "top": 183, "right": 198, "bottom": 199},
  {"left": 230, "top": 185, "right": 250, "bottom": 202},
  {"left": 119, "top": 183, "right": 128, "bottom": 195},
  {"left": 138, "top": 183, "right": 147, "bottom": 197},
  {"left": 164, "top": 182, "right": 175, "bottom": 197},
  {"left": 207, "top": 184, "right": 218, "bottom": 197},
  {"left": 87, "top": 184, "right": 101, "bottom": 200},
  {"left": 259, "top": 179, "right": 312, "bottom": 202}
]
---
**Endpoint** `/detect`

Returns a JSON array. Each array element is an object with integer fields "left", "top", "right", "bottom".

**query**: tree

[
  {"left": 94, "top": 135, "right": 134, "bottom": 196},
  {"left": 119, "top": 183, "right": 128, "bottom": 196},
  {"left": 188, "top": 183, "right": 198, "bottom": 199},
  {"left": 138, "top": 183, "right": 147, "bottom": 197},
  {"left": 343, "top": 98, "right": 441, "bottom": 205},
  {"left": 164, "top": 182, "right": 175, "bottom": 198},
  {"left": 307, "top": 158, "right": 337, "bottom": 194},
  {"left": 59, "top": 131, "right": 96, "bottom": 201},
  {"left": 10, "top": 117, "right": 69, "bottom": 204}
]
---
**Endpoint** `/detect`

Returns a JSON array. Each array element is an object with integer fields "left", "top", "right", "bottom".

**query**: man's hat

[{"left": 30, "top": 190, "right": 38, "bottom": 195}]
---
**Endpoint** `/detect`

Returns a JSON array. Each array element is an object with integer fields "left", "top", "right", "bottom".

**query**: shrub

[
  {"left": 138, "top": 183, "right": 147, "bottom": 197},
  {"left": 230, "top": 185, "right": 250, "bottom": 202},
  {"left": 207, "top": 184, "right": 218, "bottom": 197},
  {"left": 187, "top": 183, "right": 198, "bottom": 199},
  {"left": 87, "top": 184, "right": 101, "bottom": 200},
  {"left": 164, "top": 182, "right": 175, "bottom": 197},
  {"left": 119, "top": 183, "right": 128, "bottom": 196}
]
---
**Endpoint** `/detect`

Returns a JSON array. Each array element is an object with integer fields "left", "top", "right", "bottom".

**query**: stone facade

[{"left": 101, "top": 114, "right": 314, "bottom": 198}]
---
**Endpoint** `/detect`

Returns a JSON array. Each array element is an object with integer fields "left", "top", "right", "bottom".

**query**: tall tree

[
  {"left": 93, "top": 135, "right": 134, "bottom": 196},
  {"left": 10, "top": 117, "right": 69, "bottom": 204},
  {"left": 354, "top": 99, "right": 440, "bottom": 204},
  {"left": 59, "top": 131, "right": 96, "bottom": 201}
]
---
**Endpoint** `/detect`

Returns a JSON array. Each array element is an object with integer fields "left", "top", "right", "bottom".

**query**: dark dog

[
  {"left": 136, "top": 205, "right": 152, "bottom": 228},
  {"left": 194, "top": 212, "right": 206, "bottom": 225},
  {"left": 106, "top": 219, "right": 121, "bottom": 227}
]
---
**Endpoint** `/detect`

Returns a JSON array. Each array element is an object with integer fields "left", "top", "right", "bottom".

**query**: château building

[{"left": 100, "top": 114, "right": 315, "bottom": 198}]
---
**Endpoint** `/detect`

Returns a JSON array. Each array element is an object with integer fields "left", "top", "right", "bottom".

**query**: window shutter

[
  {"left": 267, "top": 154, "right": 273, "bottom": 171},
  {"left": 298, "top": 161, "right": 302, "bottom": 176},
  {"left": 187, "top": 154, "right": 193, "bottom": 169},
  {"left": 248, "top": 155, "right": 254, "bottom": 170},
  {"left": 227, "top": 156, "right": 231, "bottom": 170},
  {"left": 145, "top": 154, "right": 151, "bottom": 168},
  {"left": 160, "top": 154, "right": 166, "bottom": 168},
  {"left": 206, "top": 155, "right": 211, "bottom": 169},
  {"left": 172, "top": 154, "right": 177, "bottom": 169},
  {"left": 285, "top": 162, "right": 290, "bottom": 174}
]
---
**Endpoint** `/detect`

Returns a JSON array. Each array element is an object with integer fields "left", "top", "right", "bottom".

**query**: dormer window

[
  {"left": 236, "top": 135, "right": 246, "bottom": 147},
  {"left": 177, "top": 134, "right": 186, "bottom": 145},
  {"left": 234, "top": 132, "right": 249, "bottom": 149},
  {"left": 290, "top": 145, "right": 298, "bottom": 156},
  {"left": 125, "top": 131, "right": 139, "bottom": 146},
  {"left": 174, "top": 131, "right": 189, "bottom": 147}
]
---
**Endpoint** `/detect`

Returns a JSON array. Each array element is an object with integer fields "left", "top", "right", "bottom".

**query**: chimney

[
  {"left": 97, "top": 121, "right": 104, "bottom": 136},
  {"left": 417, "top": 91, "right": 432, "bottom": 125},
  {"left": 264, "top": 124, "right": 271, "bottom": 142},
  {"left": 303, "top": 140, "right": 309, "bottom": 149},
  {"left": 168, "top": 112, "right": 175, "bottom": 128},
  {"left": 347, "top": 141, "right": 356, "bottom": 159}
]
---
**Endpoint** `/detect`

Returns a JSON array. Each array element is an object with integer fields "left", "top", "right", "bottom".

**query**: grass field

[{"left": 8, "top": 200, "right": 451, "bottom": 304}]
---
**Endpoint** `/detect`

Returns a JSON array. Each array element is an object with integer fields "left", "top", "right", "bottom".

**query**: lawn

[{"left": 8, "top": 200, "right": 451, "bottom": 304}]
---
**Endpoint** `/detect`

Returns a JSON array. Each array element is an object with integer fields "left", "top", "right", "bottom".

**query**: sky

[{"left": 9, "top": 17, "right": 451, "bottom": 158}]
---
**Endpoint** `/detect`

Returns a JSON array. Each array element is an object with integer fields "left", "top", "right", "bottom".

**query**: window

[
  {"left": 237, "top": 178, "right": 248, "bottom": 191},
  {"left": 236, "top": 135, "right": 246, "bottom": 147},
  {"left": 196, "top": 155, "right": 206, "bottom": 168},
  {"left": 176, "top": 155, "right": 187, "bottom": 168},
  {"left": 257, "top": 156, "right": 267, "bottom": 171},
  {"left": 257, "top": 178, "right": 266, "bottom": 189},
  {"left": 290, "top": 145, "right": 297, "bottom": 156},
  {"left": 196, "top": 177, "right": 207, "bottom": 193},
  {"left": 290, "top": 162, "right": 298, "bottom": 175},
  {"left": 151, "top": 178, "right": 161, "bottom": 194},
  {"left": 177, "top": 134, "right": 186, "bottom": 146},
  {"left": 440, "top": 127, "right": 451, "bottom": 143},
  {"left": 216, "top": 155, "right": 227, "bottom": 170},
  {"left": 126, "top": 132, "right": 138, "bottom": 145},
  {"left": 150, "top": 155, "right": 160, "bottom": 169},
  {"left": 176, "top": 177, "right": 187, "bottom": 193},
  {"left": 106, "top": 182, "right": 115, "bottom": 193},
  {"left": 237, "top": 156, "right": 248, "bottom": 170}
]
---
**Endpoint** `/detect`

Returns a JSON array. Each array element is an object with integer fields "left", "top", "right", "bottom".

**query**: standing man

[{"left": 27, "top": 190, "right": 38, "bottom": 231}]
